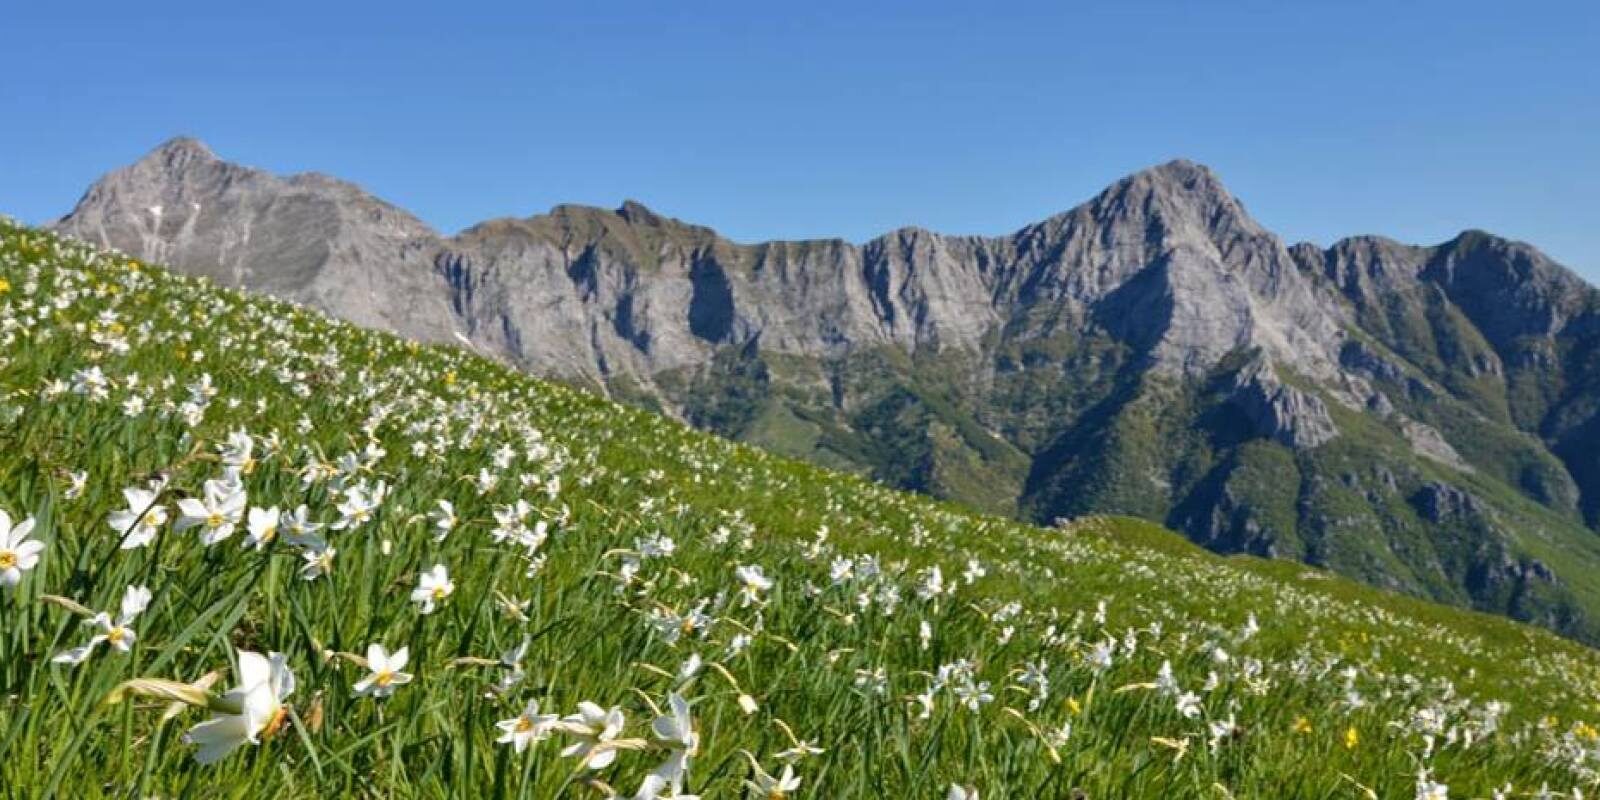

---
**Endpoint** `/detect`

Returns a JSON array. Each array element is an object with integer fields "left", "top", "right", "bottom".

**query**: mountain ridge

[{"left": 49, "top": 136, "right": 1600, "bottom": 643}]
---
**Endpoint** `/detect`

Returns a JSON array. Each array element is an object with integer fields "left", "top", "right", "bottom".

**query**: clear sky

[{"left": 4, "top": 1, "right": 1597, "bottom": 278}]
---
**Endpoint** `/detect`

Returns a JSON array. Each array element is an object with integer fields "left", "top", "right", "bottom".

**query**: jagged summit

[
  {"left": 1090, "top": 158, "right": 1244, "bottom": 213},
  {"left": 1019, "top": 158, "right": 1237, "bottom": 231},
  {"left": 143, "top": 135, "right": 218, "bottom": 165},
  {"left": 1123, "top": 157, "right": 1227, "bottom": 191},
  {"left": 616, "top": 198, "right": 667, "bottom": 225},
  {"left": 55, "top": 137, "right": 452, "bottom": 342}
]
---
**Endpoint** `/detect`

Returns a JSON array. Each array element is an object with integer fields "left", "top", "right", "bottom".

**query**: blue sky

[{"left": 4, "top": 1, "right": 1597, "bottom": 278}]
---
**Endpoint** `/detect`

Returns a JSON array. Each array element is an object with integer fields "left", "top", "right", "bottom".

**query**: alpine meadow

[
  {"left": 4, "top": 217, "right": 1600, "bottom": 798},
  {"left": 8, "top": 2, "right": 1600, "bottom": 797}
]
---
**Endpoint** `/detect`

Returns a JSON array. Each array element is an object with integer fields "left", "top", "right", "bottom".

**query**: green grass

[{"left": 3, "top": 219, "right": 1600, "bottom": 797}]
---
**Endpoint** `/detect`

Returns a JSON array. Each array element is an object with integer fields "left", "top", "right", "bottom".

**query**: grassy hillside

[{"left": 4, "top": 219, "right": 1600, "bottom": 797}]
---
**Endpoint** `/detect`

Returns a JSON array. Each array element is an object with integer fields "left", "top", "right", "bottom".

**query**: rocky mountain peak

[
  {"left": 54, "top": 137, "right": 454, "bottom": 345},
  {"left": 1024, "top": 159, "right": 1348, "bottom": 380},
  {"left": 1126, "top": 157, "right": 1228, "bottom": 196},
  {"left": 143, "top": 135, "right": 218, "bottom": 168},
  {"left": 1087, "top": 158, "right": 1260, "bottom": 236},
  {"left": 616, "top": 199, "right": 666, "bottom": 226},
  {"left": 1302, "top": 228, "right": 1600, "bottom": 354}
]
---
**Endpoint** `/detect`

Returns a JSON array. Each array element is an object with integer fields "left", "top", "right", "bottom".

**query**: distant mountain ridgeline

[{"left": 52, "top": 138, "right": 1600, "bottom": 642}]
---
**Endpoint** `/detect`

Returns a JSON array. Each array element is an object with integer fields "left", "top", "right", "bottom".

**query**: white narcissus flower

[
  {"left": 332, "top": 481, "right": 387, "bottom": 531},
  {"left": 495, "top": 697, "right": 558, "bottom": 753},
  {"left": 773, "top": 739, "right": 824, "bottom": 762},
  {"left": 244, "top": 506, "right": 281, "bottom": 550},
  {"left": 734, "top": 564, "right": 772, "bottom": 607},
  {"left": 637, "top": 692, "right": 697, "bottom": 798},
  {"left": 1416, "top": 769, "right": 1449, "bottom": 800},
  {"left": 183, "top": 649, "right": 295, "bottom": 764},
  {"left": 411, "top": 564, "right": 454, "bottom": 614},
  {"left": 948, "top": 785, "right": 979, "bottom": 800},
  {"left": 677, "top": 653, "right": 702, "bottom": 683},
  {"left": 1087, "top": 639, "right": 1114, "bottom": 673},
  {"left": 429, "top": 499, "right": 456, "bottom": 541},
  {"left": 1175, "top": 691, "right": 1202, "bottom": 719},
  {"left": 174, "top": 478, "right": 246, "bottom": 546},
  {"left": 52, "top": 584, "right": 152, "bottom": 665},
  {"left": 297, "top": 542, "right": 336, "bottom": 581},
  {"left": 353, "top": 644, "right": 413, "bottom": 698},
  {"left": 1207, "top": 713, "right": 1241, "bottom": 751},
  {"left": 0, "top": 510, "right": 42, "bottom": 587},
  {"left": 281, "top": 504, "right": 324, "bottom": 546},
  {"left": 743, "top": 760, "right": 801, "bottom": 798},
  {"left": 300, "top": 457, "right": 336, "bottom": 488},
  {"left": 474, "top": 468, "right": 499, "bottom": 494},
  {"left": 109, "top": 487, "right": 167, "bottom": 550},
  {"left": 559, "top": 702, "right": 626, "bottom": 770},
  {"left": 218, "top": 428, "right": 255, "bottom": 473},
  {"left": 63, "top": 470, "right": 88, "bottom": 500},
  {"left": 954, "top": 679, "right": 993, "bottom": 712},
  {"left": 492, "top": 499, "right": 531, "bottom": 532}
]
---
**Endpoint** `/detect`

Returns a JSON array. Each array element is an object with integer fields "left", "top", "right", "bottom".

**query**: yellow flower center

[
  {"left": 374, "top": 669, "right": 394, "bottom": 687},
  {"left": 107, "top": 626, "right": 126, "bottom": 644},
  {"left": 263, "top": 705, "right": 291, "bottom": 738},
  {"left": 260, "top": 525, "right": 277, "bottom": 542},
  {"left": 515, "top": 717, "right": 535, "bottom": 733},
  {"left": 0, "top": 550, "right": 15, "bottom": 570},
  {"left": 141, "top": 510, "right": 161, "bottom": 527},
  {"left": 207, "top": 512, "right": 223, "bottom": 528},
  {"left": 432, "top": 585, "right": 449, "bottom": 600}
]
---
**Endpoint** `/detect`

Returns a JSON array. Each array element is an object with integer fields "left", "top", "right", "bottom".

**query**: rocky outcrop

[
  {"left": 1228, "top": 359, "right": 1338, "bottom": 449},
  {"left": 1399, "top": 418, "right": 1473, "bottom": 472},
  {"left": 1412, "top": 481, "right": 1488, "bottom": 523}
]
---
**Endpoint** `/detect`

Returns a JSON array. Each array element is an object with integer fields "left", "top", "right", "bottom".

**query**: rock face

[
  {"left": 57, "top": 141, "right": 1346, "bottom": 390},
  {"left": 1412, "top": 481, "right": 1489, "bottom": 524},
  {"left": 1398, "top": 417, "right": 1473, "bottom": 472},
  {"left": 56, "top": 138, "right": 458, "bottom": 343},
  {"left": 49, "top": 137, "right": 1600, "bottom": 643},
  {"left": 1229, "top": 358, "right": 1339, "bottom": 449}
]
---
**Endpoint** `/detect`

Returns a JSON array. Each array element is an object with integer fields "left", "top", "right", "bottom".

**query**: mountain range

[{"left": 49, "top": 137, "right": 1600, "bottom": 642}]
